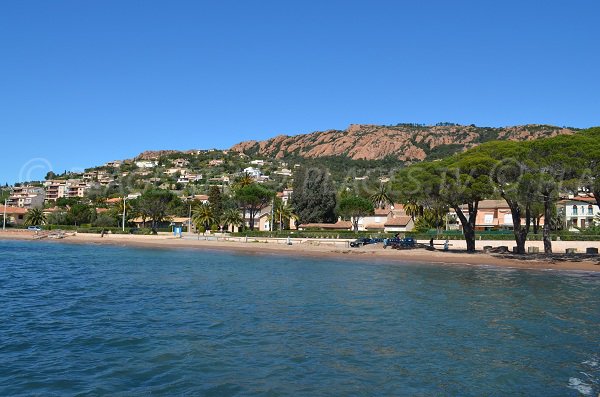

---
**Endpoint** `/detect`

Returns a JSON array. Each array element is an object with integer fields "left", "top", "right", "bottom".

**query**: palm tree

[
  {"left": 369, "top": 183, "right": 394, "bottom": 209},
  {"left": 403, "top": 200, "right": 422, "bottom": 221},
  {"left": 270, "top": 201, "right": 298, "bottom": 230},
  {"left": 233, "top": 172, "right": 254, "bottom": 189},
  {"left": 25, "top": 208, "right": 46, "bottom": 226},
  {"left": 192, "top": 203, "right": 216, "bottom": 234},
  {"left": 221, "top": 208, "right": 244, "bottom": 232}
]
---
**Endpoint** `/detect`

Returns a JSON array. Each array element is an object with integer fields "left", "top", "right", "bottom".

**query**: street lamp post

[{"left": 122, "top": 196, "right": 127, "bottom": 232}]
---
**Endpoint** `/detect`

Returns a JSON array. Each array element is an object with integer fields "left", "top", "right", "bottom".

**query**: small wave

[
  {"left": 568, "top": 377, "right": 593, "bottom": 396},
  {"left": 583, "top": 359, "right": 598, "bottom": 368}
]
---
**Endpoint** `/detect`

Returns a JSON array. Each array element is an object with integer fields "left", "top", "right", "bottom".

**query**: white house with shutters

[{"left": 557, "top": 196, "right": 599, "bottom": 231}]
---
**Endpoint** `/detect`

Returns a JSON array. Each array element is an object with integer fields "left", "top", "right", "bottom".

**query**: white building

[
  {"left": 135, "top": 160, "right": 158, "bottom": 168},
  {"left": 558, "top": 197, "right": 599, "bottom": 231},
  {"left": 355, "top": 203, "right": 414, "bottom": 233},
  {"left": 243, "top": 167, "right": 262, "bottom": 178}
]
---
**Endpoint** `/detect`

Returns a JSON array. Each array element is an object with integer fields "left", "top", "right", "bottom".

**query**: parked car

[
  {"left": 383, "top": 237, "right": 416, "bottom": 249},
  {"left": 350, "top": 238, "right": 375, "bottom": 247},
  {"left": 27, "top": 226, "right": 42, "bottom": 231}
]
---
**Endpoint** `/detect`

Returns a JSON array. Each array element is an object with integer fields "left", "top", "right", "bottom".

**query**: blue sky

[{"left": 1, "top": 0, "right": 599, "bottom": 184}]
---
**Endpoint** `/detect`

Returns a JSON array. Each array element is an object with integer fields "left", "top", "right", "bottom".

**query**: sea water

[{"left": 0, "top": 240, "right": 598, "bottom": 396}]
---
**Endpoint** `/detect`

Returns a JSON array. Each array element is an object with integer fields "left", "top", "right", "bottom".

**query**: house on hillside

[
  {"left": 104, "top": 160, "right": 122, "bottom": 168},
  {"left": 173, "top": 158, "right": 190, "bottom": 168},
  {"left": 135, "top": 160, "right": 157, "bottom": 168},
  {"left": 243, "top": 167, "right": 262, "bottom": 179},
  {"left": 557, "top": 196, "right": 599, "bottom": 231},
  {"left": 7, "top": 186, "right": 45, "bottom": 209}
]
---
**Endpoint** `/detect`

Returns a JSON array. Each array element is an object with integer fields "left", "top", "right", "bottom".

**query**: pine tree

[{"left": 290, "top": 167, "right": 337, "bottom": 224}]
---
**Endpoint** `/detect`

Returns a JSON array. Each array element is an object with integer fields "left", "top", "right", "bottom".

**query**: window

[
  {"left": 484, "top": 214, "right": 494, "bottom": 224},
  {"left": 572, "top": 205, "right": 578, "bottom": 215},
  {"left": 588, "top": 205, "right": 594, "bottom": 215}
]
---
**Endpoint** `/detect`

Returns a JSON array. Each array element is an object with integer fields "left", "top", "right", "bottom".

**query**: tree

[
  {"left": 369, "top": 183, "right": 394, "bottom": 209},
  {"left": 135, "top": 189, "right": 178, "bottom": 231},
  {"left": 233, "top": 172, "right": 254, "bottom": 189},
  {"left": 403, "top": 200, "right": 422, "bottom": 222},
  {"left": 56, "top": 197, "right": 81, "bottom": 208},
  {"left": 338, "top": 195, "right": 374, "bottom": 232},
  {"left": 395, "top": 155, "right": 494, "bottom": 253},
  {"left": 192, "top": 203, "right": 216, "bottom": 233},
  {"left": 291, "top": 167, "right": 337, "bottom": 224},
  {"left": 413, "top": 206, "right": 448, "bottom": 234},
  {"left": 24, "top": 208, "right": 46, "bottom": 226},
  {"left": 221, "top": 208, "right": 244, "bottom": 232},
  {"left": 529, "top": 135, "right": 585, "bottom": 253},
  {"left": 93, "top": 213, "right": 117, "bottom": 227},
  {"left": 443, "top": 153, "right": 496, "bottom": 252},
  {"left": 208, "top": 185, "right": 224, "bottom": 220},
  {"left": 579, "top": 127, "right": 600, "bottom": 209},
  {"left": 46, "top": 211, "right": 68, "bottom": 225},
  {"left": 269, "top": 198, "right": 298, "bottom": 230},
  {"left": 235, "top": 184, "right": 273, "bottom": 230},
  {"left": 473, "top": 141, "right": 536, "bottom": 254},
  {"left": 67, "top": 204, "right": 94, "bottom": 226}
]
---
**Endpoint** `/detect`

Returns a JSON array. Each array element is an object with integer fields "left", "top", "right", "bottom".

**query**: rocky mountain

[{"left": 230, "top": 123, "right": 576, "bottom": 162}]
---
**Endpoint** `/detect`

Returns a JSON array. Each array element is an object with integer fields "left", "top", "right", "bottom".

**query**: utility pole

[
  {"left": 3, "top": 198, "right": 7, "bottom": 230},
  {"left": 270, "top": 197, "right": 274, "bottom": 232},
  {"left": 122, "top": 196, "right": 127, "bottom": 232}
]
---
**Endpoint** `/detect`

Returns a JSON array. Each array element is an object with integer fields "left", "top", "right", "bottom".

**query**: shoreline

[{"left": 2, "top": 231, "right": 600, "bottom": 273}]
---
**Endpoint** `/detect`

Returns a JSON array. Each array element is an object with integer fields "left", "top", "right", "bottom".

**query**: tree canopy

[
  {"left": 338, "top": 195, "right": 374, "bottom": 232},
  {"left": 291, "top": 167, "right": 337, "bottom": 224}
]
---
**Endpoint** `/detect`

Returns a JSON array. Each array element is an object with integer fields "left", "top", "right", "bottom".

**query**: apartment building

[{"left": 7, "top": 186, "right": 45, "bottom": 209}]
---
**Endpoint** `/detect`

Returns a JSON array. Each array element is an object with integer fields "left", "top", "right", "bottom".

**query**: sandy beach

[{"left": 2, "top": 229, "right": 599, "bottom": 272}]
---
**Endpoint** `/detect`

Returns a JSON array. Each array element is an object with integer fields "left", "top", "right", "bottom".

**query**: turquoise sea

[{"left": 0, "top": 240, "right": 599, "bottom": 396}]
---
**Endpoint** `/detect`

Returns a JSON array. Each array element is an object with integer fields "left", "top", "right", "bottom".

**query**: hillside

[{"left": 230, "top": 123, "right": 577, "bottom": 162}]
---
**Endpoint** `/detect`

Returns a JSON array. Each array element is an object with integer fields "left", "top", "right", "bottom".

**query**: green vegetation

[
  {"left": 290, "top": 167, "right": 337, "bottom": 224},
  {"left": 338, "top": 195, "right": 374, "bottom": 232},
  {"left": 234, "top": 184, "right": 273, "bottom": 230},
  {"left": 394, "top": 127, "right": 600, "bottom": 253},
  {"left": 24, "top": 208, "right": 46, "bottom": 226}
]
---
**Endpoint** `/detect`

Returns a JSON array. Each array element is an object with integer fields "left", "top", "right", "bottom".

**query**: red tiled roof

[
  {"left": 560, "top": 197, "right": 597, "bottom": 204},
  {"left": 384, "top": 216, "right": 412, "bottom": 226},
  {"left": 363, "top": 223, "right": 385, "bottom": 229},
  {"left": 2, "top": 206, "right": 28, "bottom": 215}
]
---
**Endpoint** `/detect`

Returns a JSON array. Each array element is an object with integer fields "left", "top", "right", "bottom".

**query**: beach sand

[{"left": 2, "top": 230, "right": 599, "bottom": 272}]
